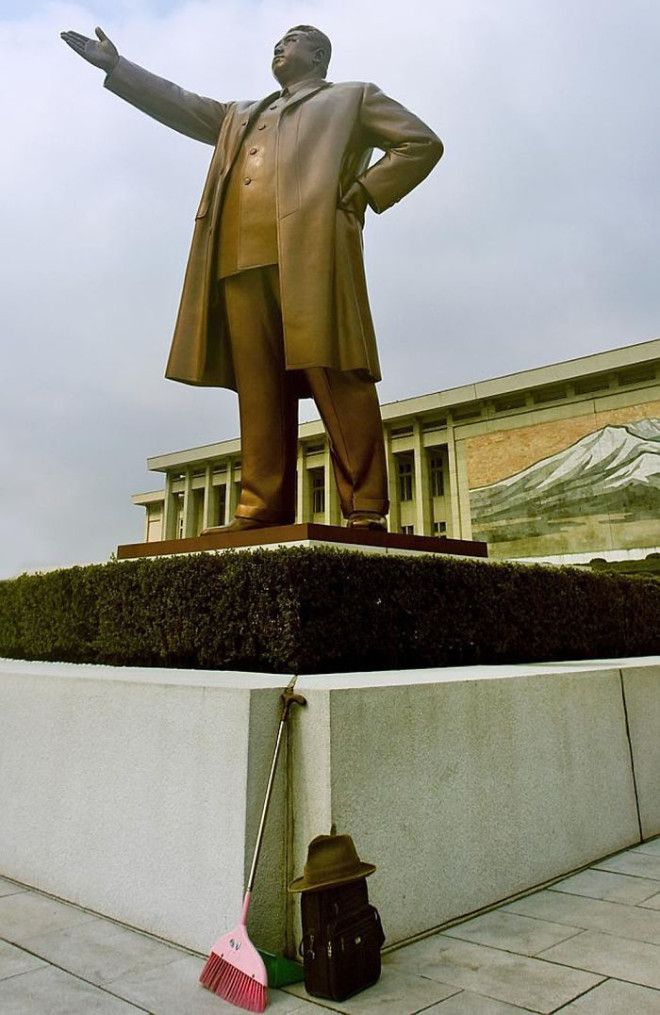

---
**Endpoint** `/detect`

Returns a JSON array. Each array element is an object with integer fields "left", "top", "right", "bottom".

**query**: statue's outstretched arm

[{"left": 61, "top": 27, "right": 228, "bottom": 146}]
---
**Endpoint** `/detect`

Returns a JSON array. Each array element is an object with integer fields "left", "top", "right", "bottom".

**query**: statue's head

[{"left": 272, "top": 26, "right": 332, "bottom": 86}]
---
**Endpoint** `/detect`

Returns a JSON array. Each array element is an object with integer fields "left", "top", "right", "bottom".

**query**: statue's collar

[
  {"left": 280, "top": 76, "right": 327, "bottom": 99},
  {"left": 248, "top": 79, "right": 330, "bottom": 124}
]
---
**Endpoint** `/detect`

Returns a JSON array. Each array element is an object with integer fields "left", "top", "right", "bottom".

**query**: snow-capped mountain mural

[{"left": 470, "top": 418, "right": 660, "bottom": 545}]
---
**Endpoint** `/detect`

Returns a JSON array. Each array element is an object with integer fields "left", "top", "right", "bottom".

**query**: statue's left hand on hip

[{"left": 340, "top": 182, "right": 369, "bottom": 225}]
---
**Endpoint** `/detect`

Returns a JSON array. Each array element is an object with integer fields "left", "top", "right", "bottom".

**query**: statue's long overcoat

[{"left": 106, "top": 59, "right": 443, "bottom": 390}]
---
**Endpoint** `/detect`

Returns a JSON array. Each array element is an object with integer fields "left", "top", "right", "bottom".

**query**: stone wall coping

[
  {"left": 295, "top": 657, "right": 660, "bottom": 689},
  {"left": 0, "top": 657, "right": 286, "bottom": 689},
  {"left": 2, "top": 655, "right": 658, "bottom": 689}
]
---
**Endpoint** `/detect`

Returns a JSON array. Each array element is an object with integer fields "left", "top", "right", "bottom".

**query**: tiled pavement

[{"left": 1, "top": 841, "right": 659, "bottom": 1014}]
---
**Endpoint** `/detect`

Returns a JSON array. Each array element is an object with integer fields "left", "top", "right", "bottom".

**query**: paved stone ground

[{"left": 1, "top": 840, "right": 659, "bottom": 1014}]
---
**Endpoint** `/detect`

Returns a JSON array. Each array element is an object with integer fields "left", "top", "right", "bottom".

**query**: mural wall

[{"left": 467, "top": 402, "right": 660, "bottom": 557}]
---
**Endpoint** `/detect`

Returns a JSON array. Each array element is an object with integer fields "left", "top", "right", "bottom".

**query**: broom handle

[{"left": 244, "top": 686, "right": 306, "bottom": 907}]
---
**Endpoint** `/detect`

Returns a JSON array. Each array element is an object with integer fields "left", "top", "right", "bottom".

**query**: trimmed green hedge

[
  {"left": 0, "top": 549, "right": 658, "bottom": 673},
  {"left": 586, "top": 556, "right": 660, "bottom": 581}
]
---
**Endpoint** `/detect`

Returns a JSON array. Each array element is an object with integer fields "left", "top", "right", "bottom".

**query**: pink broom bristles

[
  {"left": 199, "top": 952, "right": 267, "bottom": 1012},
  {"left": 199, "top": 897, "right": 268, "bottom": 1013}
]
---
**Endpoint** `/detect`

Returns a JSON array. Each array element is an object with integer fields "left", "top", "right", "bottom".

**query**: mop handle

[{"left": 245, "top": 686, "right": 306, "bottom": 900}]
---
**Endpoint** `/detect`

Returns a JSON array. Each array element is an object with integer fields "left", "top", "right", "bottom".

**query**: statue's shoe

[
  {"left": 346, "top": 511, "right": 387, "bottom": 531},
  {"left": 201, "top": 517, "right": 282, "bottom": 535}
]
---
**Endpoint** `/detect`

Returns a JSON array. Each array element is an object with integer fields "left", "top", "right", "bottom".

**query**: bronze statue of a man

[{"left": 62, "top": 25, "right": 443, "bottom": 533}]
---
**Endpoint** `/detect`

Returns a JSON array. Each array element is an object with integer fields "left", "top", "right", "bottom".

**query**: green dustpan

[{"left": 258, "top": 950, "right": 305, "bottom": 988}]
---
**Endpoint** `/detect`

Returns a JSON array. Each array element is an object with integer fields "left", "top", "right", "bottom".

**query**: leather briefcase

[{"left": 299, "top": 879, "right": 385, "bottom": 1001}]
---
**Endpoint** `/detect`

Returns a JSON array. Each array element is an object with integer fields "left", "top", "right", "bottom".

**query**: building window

[
  {"left": 617, "top": 367, "right": 655, "bottom": 386},
  {"left": 493, "top": 395, "right": 526, "bottom": 412},
  {"left": 422, "top": 417, "right": 447, "bottom": 432},
  {"left": 532, "top": 386, "right": 567, "bottom": 405},
  {"left": 574, "top": 376, "right": 610, "bottom": 395},
  {"left": 216, "top": 484, "right": 227, "bottom": 526},
  {"left": 433, "top": 520, "right": 447, "bottom": 536},
  {"left": 452, "top": 405, "right": 481, "bottom": 421},
  {"left": 397, "top": 457, "right": 414, "bottom": 502},
  {"left": 311, "top": 468, "right": 325, "bottom": 514},
  {"left": 400, "top": 524, "right": 414, "bottom": 535},
  {"left": 176, "top": 493, "right": 185, "bottom": 539},
  {"left": 429, "top": 455, "right": 444, "bottom": 497},
  {"left": 194, "top": 489, "right": 205, "bottom": 534}
]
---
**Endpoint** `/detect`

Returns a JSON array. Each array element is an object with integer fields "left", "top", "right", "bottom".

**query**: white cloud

[{"left": 1, "top": 0, "right": 659, "bottom": 576}]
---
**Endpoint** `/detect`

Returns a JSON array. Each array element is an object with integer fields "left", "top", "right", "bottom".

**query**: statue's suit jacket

[{"left": 105, "top": 59, "right": 443, "bottom": 391}]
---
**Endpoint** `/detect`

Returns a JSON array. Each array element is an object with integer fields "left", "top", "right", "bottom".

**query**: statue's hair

[{"left": 288, "top": 25, "right": 332, "bottom": 76}]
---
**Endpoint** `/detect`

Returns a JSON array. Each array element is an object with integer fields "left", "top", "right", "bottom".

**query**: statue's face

[{"left": 272, "top": 29, "right": 322, "bottom": 85}]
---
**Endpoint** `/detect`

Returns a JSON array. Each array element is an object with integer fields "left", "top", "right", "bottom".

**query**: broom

[{"left": 200, "top": 684, "right": 306, "bottom": 1012}]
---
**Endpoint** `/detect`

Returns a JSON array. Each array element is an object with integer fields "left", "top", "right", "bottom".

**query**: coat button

[
  {"left": 257, "top": 124, "right": 267, "bottom": 130},
  {"left": 249, "top": 147, "right": 258, "bottom": 155},
  {"left": 244, "top": 177, "right": 252, "bottom": 185}
]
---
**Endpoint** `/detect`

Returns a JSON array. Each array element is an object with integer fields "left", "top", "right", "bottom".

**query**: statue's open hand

[{"left": 60, "top": 26, "right": 119, "bottom": 73}]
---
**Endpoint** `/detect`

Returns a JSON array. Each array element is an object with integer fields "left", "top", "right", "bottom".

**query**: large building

[{"left": 133, "top": 338, "right": 660, "bottom": 563}]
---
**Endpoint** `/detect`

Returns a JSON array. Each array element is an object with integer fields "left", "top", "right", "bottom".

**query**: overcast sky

[{"left": 1, "top": 0, "right": 659, "bottom": 577}]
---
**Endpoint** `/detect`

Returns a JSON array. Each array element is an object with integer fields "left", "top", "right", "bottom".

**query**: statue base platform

[
  {"left": 116, "top": 522, "right": 488, "bottom": 561},
  {"left": 2, "top": 656, "right": 656, "bottom": 954}
]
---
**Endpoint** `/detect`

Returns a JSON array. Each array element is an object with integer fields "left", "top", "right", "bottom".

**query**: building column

[
  {"left": 324, "top": 442, "right": 340, "bottom": 525},
  {"left": 385, "top": 428, "right": 400, "bottom": 534},
  {"left": 227, "top": 460, "right": 239, "bottom": 522},
  {"left": 296, "top": 445, "right": 310, "bottom": 522},
  {"left": 181, "top": 469, "right": 196, "bottom": 538},
  {"left": 202, "top": 463, "right": 214, "bottom": 530},
  {"left": 413, "top": 419, "right": 431, "bottom": 535},
  {"left": 223, "top": 463, "right": 232, "bottom": 524},
  {"left": 445, "top": 421, "right": 462, "bottom": 539},
  {"left": 162, "top": 473, "right": 178, "bottom": 541},
  {"left": 455, "top": 439, "right": 473, "bottom": 541}
]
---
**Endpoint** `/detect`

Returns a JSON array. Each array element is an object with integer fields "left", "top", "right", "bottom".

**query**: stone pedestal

[
  {"left": 1, "top": 656, "right": 658, "bottom": 956},
  {"left": 117, "top": 522, "right": 488, "bottom": 561}
]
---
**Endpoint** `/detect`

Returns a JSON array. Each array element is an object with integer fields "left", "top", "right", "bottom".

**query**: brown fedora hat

[{"left": 288, "top": 833, "right": 376, "bottom": 893}]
